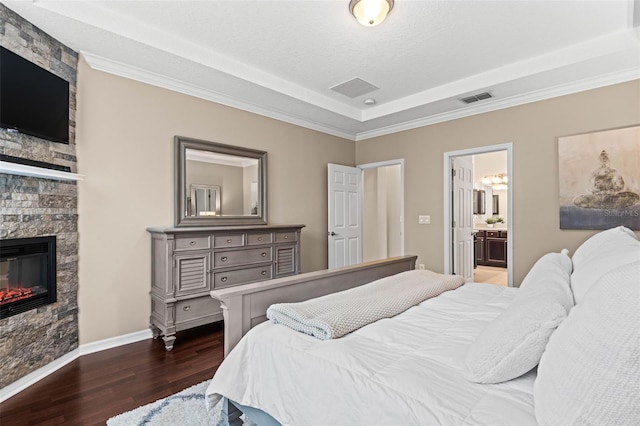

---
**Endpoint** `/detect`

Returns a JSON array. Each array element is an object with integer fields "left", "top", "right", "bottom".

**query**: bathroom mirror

[
  {"left": 473, "top": 189, "right": 486, "bottom": 215},
  {"left": 175, "top": 136, "right": 267, "bottom": 226},
  {"left": 492, "top": 195, "right": 500, "bottom": 215}
]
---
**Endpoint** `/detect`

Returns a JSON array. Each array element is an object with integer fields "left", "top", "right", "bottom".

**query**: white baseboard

[
  {"left": 79, "top": 328, "right": 152, "bottom": 356},
  {"left": 0, "top": 328, "right": 153, "bottom": 403},
  {"left": 0, "top": 349, "right": 79, "bottom": 403}
]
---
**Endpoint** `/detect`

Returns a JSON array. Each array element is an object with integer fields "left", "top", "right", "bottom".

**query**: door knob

[{"left": 328, "top": 231, "right": 337, "bottom": 236}]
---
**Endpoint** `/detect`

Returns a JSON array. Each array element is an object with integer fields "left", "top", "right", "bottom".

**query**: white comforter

[{"left": 206, "top": 283, "right": 538, "bottom": 426}]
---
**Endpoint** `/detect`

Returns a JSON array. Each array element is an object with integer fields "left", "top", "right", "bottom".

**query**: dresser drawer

[
  {"left": 175, "top": 296, "right": 220, "bottom": 325},
  {"left": 213, "top": 265, "right": 272, "bottom": 288},
  {"left": 213, "top": 234, "right": 245, "bottom": 248},
  {"left": 214, "top": 247, "right": 272, "bottom": 268},
  {"left": 275, "top": 231, "right": 297, "bottom": 243},
  {"left": 174, "top": 236, "right": 210, "bottom": 251},
  {"left": 247, "top": 232, "right": 273, "bottom": 246}
]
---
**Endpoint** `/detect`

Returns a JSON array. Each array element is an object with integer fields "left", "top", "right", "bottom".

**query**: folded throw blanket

[{"left": 266, "top": 269, "right": 465, "bottom": 340}]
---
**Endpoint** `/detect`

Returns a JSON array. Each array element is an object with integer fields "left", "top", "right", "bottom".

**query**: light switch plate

[{"left": 418, "top": 215, "right": 431, "bottom": 224}]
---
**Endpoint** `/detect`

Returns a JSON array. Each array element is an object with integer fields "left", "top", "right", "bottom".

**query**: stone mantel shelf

[{"left": 0, "top": 161, "right": 84, "bottom": 181}]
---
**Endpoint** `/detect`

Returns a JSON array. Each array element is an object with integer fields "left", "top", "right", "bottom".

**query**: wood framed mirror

[{"left": 175, "top": 136, "right": 267, "bottom": 226}]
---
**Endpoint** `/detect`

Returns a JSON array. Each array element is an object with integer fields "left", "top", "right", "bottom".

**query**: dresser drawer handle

[
  {"left": 257, "top": 237, "right": 263, "bottom": 241},
  {"left": 183, "top": 305, "right": 191, "bottom": 311},
  {"left": 221, "top": 256, "right": 228, "bottom": 262},
  {"left": 221, "top": 276, "right": 228, "bottom": 282},
  {"left": 189, "top": 241, "right": 196, "bottom": 246},
  {"left": 283, "top": 235, "right": 289, "bottom": 239},
  {"left": 261, "top": 270, "right": 267, "bottom": 276},
  {"left": 226, "top": 239, "right": 232, "bottom": 243},
  {"left": 261, "top": 252, "right": 267, "bottom": 257}
]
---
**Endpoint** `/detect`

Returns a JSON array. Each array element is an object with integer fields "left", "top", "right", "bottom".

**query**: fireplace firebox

[{"left": 0, "top": 236, "right": 56, "bottom": 319}]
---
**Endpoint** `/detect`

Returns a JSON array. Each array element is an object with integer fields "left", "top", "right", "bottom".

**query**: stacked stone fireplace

[{"left": 0, "top": 5, "right": 79, "bottom": 389}]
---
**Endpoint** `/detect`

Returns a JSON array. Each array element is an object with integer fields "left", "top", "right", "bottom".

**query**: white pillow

[
  {"left": 517, "top": 249, "right": 573, "bottom": 312},
  {"left": 572, "top": 226, "right": 638, "bottom": 267},
  {"left": 571, "top": 226, "right": 640, "bottom": 304},
  {"left": 534, "top": 261, "right": 640, "bottom": 426},
  {"left": 464, "top": 296, "right": 566, "bottom": 384}
]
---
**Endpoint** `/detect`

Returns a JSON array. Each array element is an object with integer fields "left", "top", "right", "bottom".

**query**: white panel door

[
  {"left": 328, "top": 163, "right": 362, "bottom": 269},
  {"left": 452, "top": 157, "right": 474, "bottom": 281}
]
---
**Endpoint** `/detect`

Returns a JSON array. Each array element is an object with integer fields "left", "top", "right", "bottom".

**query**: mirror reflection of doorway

[{"left": 190, "top": 184, "right": 220, "bottom": 216}]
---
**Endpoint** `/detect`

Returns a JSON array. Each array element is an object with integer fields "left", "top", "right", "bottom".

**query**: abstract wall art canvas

[{"left": 558, "top": 125, "right": 640, "bottom": 230}]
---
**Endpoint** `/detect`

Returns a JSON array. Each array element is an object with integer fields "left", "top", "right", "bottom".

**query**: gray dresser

[{"left": 147, "top": 224, "right": 304, "bottom": 350}]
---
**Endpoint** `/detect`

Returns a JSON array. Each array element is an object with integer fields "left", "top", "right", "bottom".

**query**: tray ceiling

[{"left": 3, "top": 0, "right": 639, "bottom": 140}]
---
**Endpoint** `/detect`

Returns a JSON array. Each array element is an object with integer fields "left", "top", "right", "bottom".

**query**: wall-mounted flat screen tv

[{"left": 0, "top": 46, "right": 69, "bottom": 144}]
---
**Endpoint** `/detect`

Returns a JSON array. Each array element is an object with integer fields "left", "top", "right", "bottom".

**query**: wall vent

[{"left": 460, "top": 91, "right": 493, "bottom": 104}]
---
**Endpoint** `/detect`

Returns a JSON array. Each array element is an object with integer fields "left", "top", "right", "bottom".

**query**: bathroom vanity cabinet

[{"left": 475, "top": 229, "right": 507, "bottom": 268}]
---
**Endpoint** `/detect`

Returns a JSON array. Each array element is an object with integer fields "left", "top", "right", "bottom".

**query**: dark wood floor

[{"left": 0, "top": 322, "right": 224, "bottom": 426}]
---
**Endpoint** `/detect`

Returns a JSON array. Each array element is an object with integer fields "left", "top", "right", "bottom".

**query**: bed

[{"left": 206, "top": 226, "right": 640, "bottom": 426}]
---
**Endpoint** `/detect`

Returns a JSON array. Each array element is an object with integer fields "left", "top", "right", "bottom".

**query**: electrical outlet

[
  {"left": 418, "top": 264, "right": 425, "bottom": 270},
  {"left": 418, "top": 215, "right": 431, "bottom": 224}
]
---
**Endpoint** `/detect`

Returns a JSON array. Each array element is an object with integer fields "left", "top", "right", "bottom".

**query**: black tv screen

[{"left": 0, "top": 46, "right": 69, "bottom": 144}]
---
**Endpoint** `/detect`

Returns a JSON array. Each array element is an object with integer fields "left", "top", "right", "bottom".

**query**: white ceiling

[{"left": 4, "top": 0, "right": 640, "bottom": 141}]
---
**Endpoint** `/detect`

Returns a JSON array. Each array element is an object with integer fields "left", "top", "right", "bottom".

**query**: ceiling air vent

[
  {"left": 330, "top": 78, "right": 379, "bottom": 98},
  {"left": 460, "top": 91, "right": 493, "bottom": 104}
]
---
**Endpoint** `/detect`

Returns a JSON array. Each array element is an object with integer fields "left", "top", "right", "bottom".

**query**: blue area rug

[{"left": 107, "top": 380, "right": 213, "bottom": 426}]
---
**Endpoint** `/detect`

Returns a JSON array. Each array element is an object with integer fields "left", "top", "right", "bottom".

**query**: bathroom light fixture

[
  {"left": 482, "top": 174, "right": 508, "bottom": 190},
  {"left": 349, "top": 0, "right": 394, "bottom": 27}
]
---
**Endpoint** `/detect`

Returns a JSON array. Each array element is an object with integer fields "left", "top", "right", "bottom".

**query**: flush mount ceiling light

[{"left": 349, "top": 0, "right": 394, "bottom": 27}]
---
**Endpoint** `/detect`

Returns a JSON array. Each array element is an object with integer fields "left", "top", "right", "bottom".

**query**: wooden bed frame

[{"left": 210, "top": 255, "right": 417, "bottom": 356}]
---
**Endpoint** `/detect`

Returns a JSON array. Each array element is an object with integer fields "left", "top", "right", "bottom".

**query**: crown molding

[
  {"left": 81, "top": 51, "right": 357, "bottom": 141},
  {"left": 33, "top": 0, "right": 361, "bottom": 121},
  {"left": 354, "top": 68, "right": 640, "bottom": 141},
  {"left": 82, "top": 52, "right": 639, "bottom": 143}
]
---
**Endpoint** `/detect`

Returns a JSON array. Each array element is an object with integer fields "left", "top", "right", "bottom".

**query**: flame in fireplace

[{"left": 0, "top": 288, "right": 34, "bottom": 304}]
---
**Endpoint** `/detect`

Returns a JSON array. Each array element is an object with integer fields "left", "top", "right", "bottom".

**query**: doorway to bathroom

[{"left": 444, "top": 144, "right": 513, "bottom": 287}]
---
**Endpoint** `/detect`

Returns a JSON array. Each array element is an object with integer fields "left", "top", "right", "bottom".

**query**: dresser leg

[
  {"left": 162, "top": 334, "right": 176, "bottom": 351},
  {"left": 150, "top": 324, "right": 161, "bottom": 339}
]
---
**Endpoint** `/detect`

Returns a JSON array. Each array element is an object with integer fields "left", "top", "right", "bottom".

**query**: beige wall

[
  {"left": 356, "top": 80, "right": 640, "bottom": 285},
  {"left": 75, "top": 57, "right": 354, "bottom": 344},
  {"left": 76, "top": 52, "right": 638, "bottom": 345}
]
